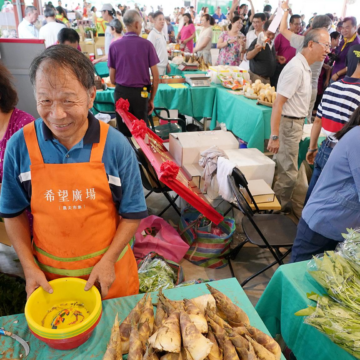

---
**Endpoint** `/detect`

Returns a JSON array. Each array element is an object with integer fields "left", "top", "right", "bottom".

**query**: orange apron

[{"left": 23, "top": 121, "right": 139, "bottom": 299}]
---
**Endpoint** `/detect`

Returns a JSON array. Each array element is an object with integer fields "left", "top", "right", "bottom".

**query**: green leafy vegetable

[
  {"left": 296, "top": 293, "right": 360, "bottom": 359},
  {"left": 0, "top": 274, "right": 27, "bottom": 316},
  {"left": 138, "top": 258, "right": 176, "bottom": 293}
]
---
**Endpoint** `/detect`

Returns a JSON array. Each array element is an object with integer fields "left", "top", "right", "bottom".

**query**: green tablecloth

[
  {"left": 93, "top": 83, "right": 217, "bottom": 119},
  {"left": 0, "top": 278, "right": 285, "bottom": 359},
  {"left": 168, "top": 63, "right": 208, "bottom": 76},
  {"left": 94, "top": 62, "right": 109, "bottom": 78},
  {"left": 211, "top": 86, "right": 272, "bottom": 152},
  {"left": 255, "top": 262, "right": 356, "bottom": 360}
]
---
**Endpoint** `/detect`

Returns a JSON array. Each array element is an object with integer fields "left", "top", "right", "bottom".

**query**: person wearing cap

[
  {"left": 98, "top": 3, "right": 115, "bottom": 55},
  {"left": 108, "top": 10, "right": 159, "bottom": 136},
  {"left": 92, "top": 19, "right": 123, "bottom": 65},
  {"left": 147, "top": 11, "right": 169, "bottom": 76}
]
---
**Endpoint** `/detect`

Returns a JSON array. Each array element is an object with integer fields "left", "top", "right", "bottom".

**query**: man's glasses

[{"left": 313, "top": 41, "right": 331, "bottom": 49}]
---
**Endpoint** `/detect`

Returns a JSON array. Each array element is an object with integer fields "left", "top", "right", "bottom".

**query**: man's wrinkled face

[
  {"left": 28, "top": 10, "right": 39, "bottom": 24},
  {"left": 35, "top": 61, "right": 95, "bottom": 144},
  {"left": 342, "top": 20, "right": 356, "bottom": 39}
]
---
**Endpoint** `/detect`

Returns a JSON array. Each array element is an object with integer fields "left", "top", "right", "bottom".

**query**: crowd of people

[{"left": 1, "top": 0, "right": 360, "bottom": 268}]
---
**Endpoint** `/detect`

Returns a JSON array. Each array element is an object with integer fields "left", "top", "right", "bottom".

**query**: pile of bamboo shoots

[{"left": 103, "top": 284, "right": 281, "bottom": 360}]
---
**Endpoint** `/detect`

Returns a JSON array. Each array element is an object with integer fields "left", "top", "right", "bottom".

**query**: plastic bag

[
  {"left": 133, "top": 215, "right": 190, "bottom": 263},
  {"left": 137, "top": 252, "right": 184, "bottom": 293},
  {"left": 296, "top": 293, "right": 360, "bottom": 359},
  {"left": 336, "top": 228, "right": 360, "bottom": 275},
  {"left": 307, "top": 251, "right": 360, "bottom": 314}
]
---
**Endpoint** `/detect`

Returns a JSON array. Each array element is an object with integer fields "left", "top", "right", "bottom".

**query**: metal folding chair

[{"left": 226, "top": 173, "right": 296, "bottom": 286}]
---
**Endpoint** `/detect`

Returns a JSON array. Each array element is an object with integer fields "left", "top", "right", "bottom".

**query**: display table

[
  {"left": 0, "top": 278, "right": 285, "bottom": 359},
  {"left": 168, "top": 62, "right": 208, "bottom": 76},
  {"left": 211, "top": 86, "right": 272, "bottom": 152},
  {"left": 94, "top": 62, "right": 109, "bottom": 78},
  {"left": 255, "top": 262, "right": 356, "bottom": 360},
  {"left": 93, "top": 83, "right": 217, "bottom": 119}
]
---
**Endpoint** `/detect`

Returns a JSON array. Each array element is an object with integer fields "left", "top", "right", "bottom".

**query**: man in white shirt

[
  {"left": 18, "top": 6, "right": 39, "bottom": 39},
  {"left": 147, "top": 11, "right": 169, "bottom": 76},
  {"left": 267, "top": 28, "right": 330, "bottom": 212},
  {"left": 39, "top": 7, "right": 65, "bottom": 47}
]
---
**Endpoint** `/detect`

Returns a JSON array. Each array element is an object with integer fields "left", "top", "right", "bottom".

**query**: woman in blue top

[{"left": 291, "top": 107, "right": 360, "bottom": 262}]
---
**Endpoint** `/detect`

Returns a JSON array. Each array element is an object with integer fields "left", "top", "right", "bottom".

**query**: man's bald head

[{"left": 123, "top": 9, "right": 141, "bottom": 26}]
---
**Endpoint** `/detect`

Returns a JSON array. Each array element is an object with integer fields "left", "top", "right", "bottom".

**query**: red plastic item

[
  {"left": 29, "top": 312, "right": 102, "bottom": 350},
  {"left": 116, "top": 101, "right": 224, "bottom": 225}
]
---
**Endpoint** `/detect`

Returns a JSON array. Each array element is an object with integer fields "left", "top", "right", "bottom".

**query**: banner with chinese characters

[{"left": 116, "top": 103, "right": 224, "bottom": 225}]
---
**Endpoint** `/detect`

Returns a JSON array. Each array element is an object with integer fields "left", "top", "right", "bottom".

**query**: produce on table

[
  {"left": 148, "top": 311, "right": 182, "bottom": 352},
  {"left": 104, "top": 285, "right": 280, "bottom": 360},
  {"left": 308, "top": 251, "right": 360, "bottom": 313},
  {"left": 144, "top": 345, "right": 159, "bottom": 360},
  {"left": 154, "top": 290, "right": 168, "bottom": 333},
  {"left": 222, "top": 337, "right": 239, "bottom": 360},
  {"left": 295, "top": 293, "right": 360, "bottom": 359},
  {"left": 119, "top": 294, "right": 147, "bottom": 354},
  {"left": 207, "top": 328, "right": 223, "bottom": 360},
  {"left": 138, "top": 257, "right": 177, "bottom": 293},
  {"left": 180, "top": 311, "right": 214, "bottom": 360},
  {"left": 184, "top": 299, "right": 208, "bottom": 333},
  {"left": 128, "top": 322, "right": 144, "bottom": 360},
  {"left": 206, "top": 284, "right": 250, "bottom": 326},
  {"left": 102, "top": 314, "right": 122, "bottom": 360},
  {"left": 138, "top": 295, "right": 155, "bottom": 349},
  {"left": 188, "top": 294, "right": 216, "bottom": 315},
  {"left": 243, "top": 80, "right": 277, "bottom": 103},
  {"left": 246, "top": 335, "right": 275, "bottom": 360}
]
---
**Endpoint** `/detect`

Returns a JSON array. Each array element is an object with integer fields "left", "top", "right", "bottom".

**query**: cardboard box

[
  {"left": 240, "top": 179, "right": 275, "bottom": 204},
  {"left": 169, "top": 131, "right": 239, "bottom": 167},
  {"left": 224, "top": 148, "right": 275, "bottom": 187},
  {"left": 80, "top": 40, "right": 95, "bottom": 57}
]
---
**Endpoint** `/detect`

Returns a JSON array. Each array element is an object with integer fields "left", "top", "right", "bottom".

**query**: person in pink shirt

[
  {"left": 0, "top": 63, "right": 35, "bottom": 183},
  {"left": 177, "top": 13, "right": 196, "bottom": 52},
  {"left": 273, "top": 14, "right": 302, "bottom": 88}
]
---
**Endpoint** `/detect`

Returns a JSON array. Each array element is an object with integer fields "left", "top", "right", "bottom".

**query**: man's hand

[
  {"left": 92, "top": 58, "right": 100, "bottom": 65},
  {"left": 267, "top": 138, "right": 280, "bottom": 154},
  {"left": 85, "top": 258, "right": 116, "bottom": 299},
  {"left": 306, "top": 150, "right": 318, "bottom": 165},
  {"left": 24, "top": 266, "right": 53, "bottom": 299},
  {"left": 281, "top": 0, "right": 290, "bottom": 10},
  {"left": 331, "top": 73, "right": 339, "bottom": 82},
  {"left": 255, "top": 44, "right": 263, "bottom": 52},
  {"left": 277, "top": 55, "right": 286, "bottom": 65},
  {"left": 148, "top": 99, "right": 154, "bottom": 115}
]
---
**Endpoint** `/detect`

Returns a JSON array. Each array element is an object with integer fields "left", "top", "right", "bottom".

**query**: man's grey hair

[
  {"left": 25, "top": 6, "right": 37, "bottom": 16},
  {"left": 312, "top": 15, "right": 332, "bottom": 30},
  {"left": 303, "top": 28, "right": 325, "bottom": 48},
  {"left": 123, "top": 9, "right": 141, "bottom": 26},
  {"left": 29, "top": 45, "right": 95, "bottom": 90}
]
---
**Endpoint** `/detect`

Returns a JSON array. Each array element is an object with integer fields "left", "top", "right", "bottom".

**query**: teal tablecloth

[
  {"left": 94, "top": 62, "right": 109, "bottom": 78},
  {"left": 255, "top": 262, "right": 356, "bottom": 360},
  {"left": 0, "top": 279, "right": 285, "bottom": 359},
  {"left": 298, "top": 136, "right": 326, "bottom": 169},
  {"left": 211, "top": 86, "right": 272, "bottom": 152},
  {"left": 168, "top": 63, "right": 208, "bottom": 76},
  {"left": 93, "top": 83, "right": 217, "bottom": 119}
]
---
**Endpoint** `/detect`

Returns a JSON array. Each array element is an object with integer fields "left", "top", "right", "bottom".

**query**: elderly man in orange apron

[{"left": 0, "top": 46, "right": 147, "bottom": 300}]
